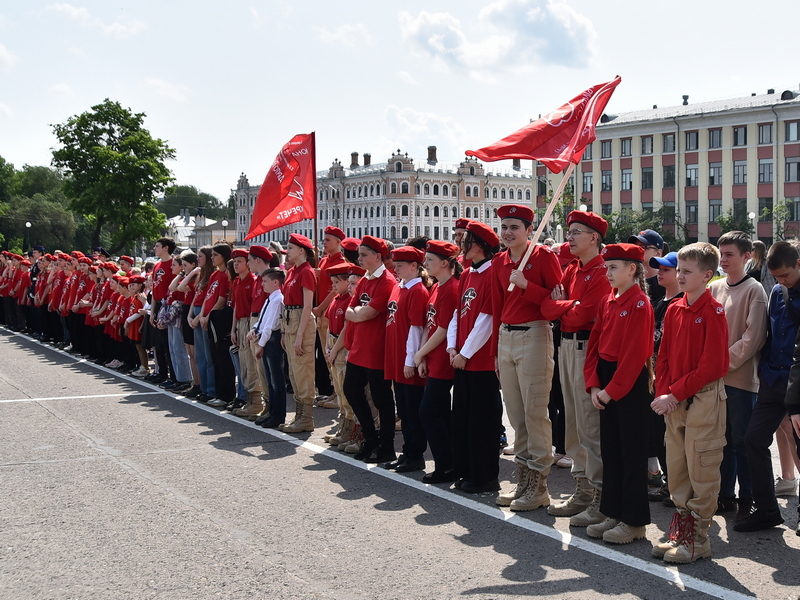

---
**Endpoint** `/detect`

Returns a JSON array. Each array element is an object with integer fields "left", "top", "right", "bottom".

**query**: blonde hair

[{"left": 677, "top": 242, "right": 720, "bottom": 274}]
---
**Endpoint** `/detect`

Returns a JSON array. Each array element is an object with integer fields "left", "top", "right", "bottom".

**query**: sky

[{"left": 1, "top": 0, "right": 798, "bottom": 205}]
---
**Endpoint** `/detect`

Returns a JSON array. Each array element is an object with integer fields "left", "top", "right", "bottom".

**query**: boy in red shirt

[{"left": 652, "top": 242, "right": 729, "bottom": 563}]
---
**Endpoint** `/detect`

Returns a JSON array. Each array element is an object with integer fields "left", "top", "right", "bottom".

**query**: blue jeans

[
  {"left": 229, "top": 345, "right": 247, "bottom": 401},
  {"left": 720, "top": 385, "right": 757, "bottom": 498},
  {"left": 192, "top": 305, "right": 216, "bottom": 397},
  {"left": 262, "top": 330, "right": 287, "bottom": 423},
  {"left": 168, "top": 320, "right": 192, "bottom": 383}
]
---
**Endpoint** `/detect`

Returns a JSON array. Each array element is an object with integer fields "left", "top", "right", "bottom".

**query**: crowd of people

[{"left": 2, "top": 204, "right": 799, "bottom": 565}]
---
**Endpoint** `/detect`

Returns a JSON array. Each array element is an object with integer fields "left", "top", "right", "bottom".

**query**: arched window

[
  {"left": 390, "top": 182, "right": 397, "bottom": 194},
  {"left": 443, "top": 185, "right": 448, "bottom": 197},
  {"left": 391, "top": 205, "right": 396, "bottom": 217},
  {"left": 484, "top": 187, "right": 490, "bottom": 199},
  {"left": 424, "top": 184, "right": 430, "bottom": 195},
  {"left": 466, "top": 187, "right": 471, "bottom": 197},
  {"left": 465, "top": 207, "right": 471, "bottom": 218},
  {"left": 370, "top": 185, "right": 374, "bottom": 196},
  {"left": 443, "top": 206, "right": 448, "bottom": 217},
  {"left": 433, "top": 206, "right": 440, "bottom": 217},
  {"left": 347, "top": 208, "right": 351, "bottom": 218},
  {"left": 401, "top": 182, "right": 409, "bottom": 194},
  {"left": 517, "top": 189, "right": 523, "bottom": 200},
  {"left": 395, "top": 162, "right": 402, "bottom": 173},
  {"left": 416, "top": 206, "right": 421, "bottom": 217},
  {"left": 452, "top": 205, "right": 458, "bottom": 217},
  {"left": 391, "top": 226, "right": 396, "bottom": 239},
  {"left": 358, "top": 186, "right": 362, "bottom": 197},
  {"left": 358, "top": 208, "right": 362, "bottom": 218},
  {"left": 470, "top": 166, "right": 475, "bottom": 176},
  {"left": 401, "top": 205, "right": 409, "bottom": 216},
  {"left": 525, "top": 190, "right": 531, "bottom": 200},
  {"left": 486, "top": 208, "right": 490, "bottom": 219},
  {"left": 415, "top": 183, "right": 420, "bottom": 195},
  {"left": 493, "top": 208, "right": 498, "bottom": 217},
  {"left": 401, "top": 226, "right": 408, "bottom": 238},
  {"left": 376, "top": 206, "right": 380, "bottom": 217},
  {"left": 452, "top": 185, "right": 458, "bottom": 198},
  {"left": 493, "top": 188, "right": 498, "bottom": 199},
  {"left": 473, "top": 186, "right": 478, "bottom": 197},
  {"left": 433, "top": 184, "right": 439, "bottom": 196},
  {"left": 424, "top": 206, "right": 430, "bottom": 217},
  {"left": 501, "top": 189, "right": 506, "bottom": 200},
  {"left": 370, "top": 207, "right": 374, "bottom": 218}
]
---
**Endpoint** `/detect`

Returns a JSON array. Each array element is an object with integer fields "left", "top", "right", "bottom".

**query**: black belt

[
  {"left": 329, "top": 332, "right": 339, "bottom": 338},
  {"left": 285, "top": 305, "right": 302, "bottom": 310},
  {"left": 562, "top": 330, "right": 590, "bottom": 341},
  {"left": 251, "top": 312, "right": 260, "bottom": 317},
  {"left": 503, "top": 324, "right": 530, "bottom": 332}
]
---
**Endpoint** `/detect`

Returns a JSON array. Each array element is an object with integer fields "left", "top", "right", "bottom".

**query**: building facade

[{"left": 234, "top": 87, "right": 800, "bottom": 247}]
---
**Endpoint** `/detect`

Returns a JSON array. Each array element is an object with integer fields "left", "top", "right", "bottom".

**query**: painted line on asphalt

[
  {"left": 0, "top": 392, "right": 162, "bottom": 404},
  {"left": 9, "top": 330, "right": 755, "bottom": 600}
]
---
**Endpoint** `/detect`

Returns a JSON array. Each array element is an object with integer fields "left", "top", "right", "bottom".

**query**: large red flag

[
  {"left": 466, "top": 76, "right": 621, "bottom": 173},
  {"left": 245, "top": 132, "right": 317, "bottom": 241}
]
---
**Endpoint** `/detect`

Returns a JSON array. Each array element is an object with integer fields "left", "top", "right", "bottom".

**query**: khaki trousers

[
  {"left": 248, "top": 316, "right": 269, "bottom": 404},
  {"left": 560, "top": 337, "right": 603, "bottom": 490},
  {"left": 498, "top": 321, "right": 554, "bottom": 475},
  {"left": 282, "top": 308, "right": 317, "bottom": 406},
  {"left": 666, "top": 379, "right": 727, "bottom": 519},
  {"left": 326, "top": 332, "right": 353, "bottom": 420},
  {"left": 235, "top": 318, "right": 261, "bottom": 395}
]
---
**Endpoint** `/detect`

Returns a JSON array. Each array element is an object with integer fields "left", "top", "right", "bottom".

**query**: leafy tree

[
  {"left": 10, "top": 165, "right": 65, "bottom": 200},
  {"left": 716, "top": 209, "right": 754, "bottom": 237},
  {"left": 759, "top": 199, "right": 797, "bottom": 241},
  {"left": 0, "top": 193, "right": 76, "bottom": 252},
  {"left": 160, "top": 184, "right": 232, "bottom": 220},
  {"left": 51, "top": 99, "right": 175, "bottom": 253},
  {"left": 0, "top": 156, "right": 15, "bottom": 204}
]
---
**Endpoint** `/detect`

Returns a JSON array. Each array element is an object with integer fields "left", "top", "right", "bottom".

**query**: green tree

[
  {"left": 0, "top": 156, "right": 15, "bottom": 204},
  {"left": 51, "top": 99, "right": 175, "bottom": 253},
  {"left": 716, "top": 209, "right": 754, "bottom": 237}
]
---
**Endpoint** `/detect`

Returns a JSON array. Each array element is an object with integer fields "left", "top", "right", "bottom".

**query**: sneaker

[
  {"left": 648, "top": 483, "right": 670, "bottom": 503},
  {"left": 733, "top": 508, "right": 784, "bottom": 532},
  {"left": 556, "top": 455, "right": 573, "bottom": 469},
  {"left": 207, "top": 398, "right": 228, "bottom": 408},
  {"left": 775, "top": 476, "right": 799, "bottom": 497},
  {"left": 716, "top": 495, "right": 737, "bottom": 514},
  {"left": 648, "top": 470, "right": 665, "bottom": 488},
  {"left": 183, "top": 385, "right": 201, "bottom": 399},
  {"left": 131, "top": 366, "right": 149, "bottom": 378}
]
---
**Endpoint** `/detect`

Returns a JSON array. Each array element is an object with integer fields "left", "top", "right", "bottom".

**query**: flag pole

[
  {"left": 310, "top": 132, "right": 318, "bottom": 263},
  {"left": 508, "top": 161, "right": 576, "bottom": 292}
]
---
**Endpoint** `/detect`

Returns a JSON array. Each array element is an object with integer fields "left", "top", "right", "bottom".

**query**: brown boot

[
  {"left": 510, "top": 470, "right": 550, "bottom": 511},
  {"left": 496, "top": 464, "right": 531, "bottom": 507},
  {"left": 663, "top": 512, "right": 712, "bottom": 564},
  {"left": 281, "top": 402, "right": 315, "bottom": 433},
  {"left": 235, "top": 393, "right": 263, "bottom": 418},
  {"left": 329, "top": 418, "right": 355, "bottom": 446},
  {"left": 652, "top": 510, "right": 689, "bottom": 558},
  {"left": 569, "top": 487, "right": 605, "bottom": 526},
  {"left": 547, "top": 477, "right": 594, "bottom": 516}
]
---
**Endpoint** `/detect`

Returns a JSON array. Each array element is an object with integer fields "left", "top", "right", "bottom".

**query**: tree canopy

[
  {"left": 51, "top": 99, "right": 175, "bottom": 253},
  {"left": 160, "top": 184, "right": 233, "bottom": 221}
]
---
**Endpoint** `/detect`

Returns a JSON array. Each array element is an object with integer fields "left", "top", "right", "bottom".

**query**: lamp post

[
  {"left": 221, "top": 219, "right": 228, "bottom": 242},
  {"left": 748, "top": 211, "right": 756, "bottom": 239},
  {"left": 25, "top": 221, "right": 31, "bottom": 251}
]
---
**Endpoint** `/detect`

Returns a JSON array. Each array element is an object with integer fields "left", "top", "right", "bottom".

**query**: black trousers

[
  {"left": 420, "top": 377, "right": 454, "bottom": 472},
  {"left": 744, "top": 377, "right": 800, "bottom": 512},
  {"left": 394, "top": 381, "right": 427, "bottom": 460},
  {"left": 209, "top": 307, "right": 235, "bottom": 402},
  {"left": 549, "top": 326, "right": 566, "bottom": 455},
  {"left": 152, "top": 300, "right": 173, "bottom": 380},
  {"left": 344, "top": 361, "right": 395, "bottom": 448},
  {"left": 315, "top": 331, "right": 333, "bottom": 396},
  {"left": 598, "top": 359, "right": 651, "bottom": 527},
  {"left": 452, "top": 369, "right": 500, "bottom": 485}
]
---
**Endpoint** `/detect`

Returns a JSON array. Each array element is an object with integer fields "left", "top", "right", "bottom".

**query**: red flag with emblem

[
  {"left": 466, "top": 76, "right": 621, "bottom": 174},
  {"left": 246, "top": 132, "right": 317, "bottom": 240}
]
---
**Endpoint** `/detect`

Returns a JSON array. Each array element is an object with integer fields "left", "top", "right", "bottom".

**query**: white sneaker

[
  {"left": 556, "top": 455, "right": 574, "bottom": 469},
  {"left": 107, "top": 359, "right": 122, "bottom": 369},
  {"left": 207, "top": 398, "right": 227, "bottom": 407},
  {"left": 132, "top": 366, "right": 149, "bottom": 378},
  {"left": 775, "top": 476, "right": 799, "bottom": 497}
]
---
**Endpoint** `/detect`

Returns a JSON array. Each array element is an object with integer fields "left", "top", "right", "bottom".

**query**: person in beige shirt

[{"left": 708, "top": 231, "right": 768, "bottom": 521}]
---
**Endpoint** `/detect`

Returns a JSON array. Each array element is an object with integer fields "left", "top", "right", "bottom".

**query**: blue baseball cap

[
  {"left": 650, "top": 251, "right": 678, "bottom": 269},
  {"left": 628, "top": 229, "right": 664, "bottom": 250}
]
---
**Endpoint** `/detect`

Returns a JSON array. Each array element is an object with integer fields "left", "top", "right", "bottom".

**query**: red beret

[
  {"left": 128, "top": 275, "right": 146, "bottom": 284},
  {"left": 111, "top": 274, "right": 123, "bottom": 283},
  {"left": 326, "top": 263, "right": 352, "bottom": 277},
  {"left": 391, "top": 246, "right": 425, "bottom": 263},
  {"left": 78, "top": 257, "right": 93, "bottom": 265},
  {"left": 70, "top": 251, "right": 85, "bottom": 259},
  {"left": 231, "top": 249, "right": 248, "bottom": 259},
  {"left": 57, "top": 253, "right": 70, "bottom": 261},
  {"left": 426, "top": 240, "right": 460, "bottom": 258},
  {"left": 288, "top": 233, "right": 313, "bottom": 250},
  {"left": 556, "top": 241, "right": 575, "bottom": 268},
  {"left": 89, "top": 266, "right": 98, "bottom": 274},
  {"left": 466, "top": 221, "right": 499, "bottom": 248},
  {"left": 348, "top": 265, "right": 367, "bottom": 277},
  {"left": 20, "top": 259, "right": 31, "bottom": 267},
  {"left": 248, "top": 245, "right": 273, "bottom": 262},
  {"left": 324, "top": 226, "right": 346, "bottom": 240},
  {"left": 102, "top": 262, "right": 117, "bottom": 271},
  {"left": 119, "top": 255, "right": 134, "bottom": 265},
  {"left": 360, "top": 235, "right": 388, "bottom": 258},
  {"left": 341, "top": 237, "right": 361, "bottom": 252},
  {"left": 567, "top": 210, "right": 608, "bottom": 238},
  {"left": 497, "top": 204, "right": 534, "bottom": 224},
  {"left": 118, "top": 277, "right": 130, "bottom": 287},
  {"left": 455, "top": 218, "right": 472, "bottom": 230},
  {"left": 602, "top": 243, "right": 644, "bottom": 263},
  {"left": 45, "top": 254, "right": 55, "bottom": 261}
]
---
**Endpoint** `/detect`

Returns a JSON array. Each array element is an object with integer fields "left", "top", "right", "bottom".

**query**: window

[
  {"left": 601, "top": 170, "right": 612, "bottom": 191},
  {"left": 525, "top": 190, "right": 531, "bottom": 200},
  {"left": 452, "top": 185, "right": 458, "bottom": 197},
  {"left": 758, "top": 159, "right": 773, "bottom": 183},
  {"left": 424, "top": 226, "right": 430, "bottom": 237},
  {"left": 583, "top": 143, "right": 593, "bottom": 160},
  {"left": 641, "top": 136, "right": 653, "bottom": 155},
  {"left": 465, "top": 207, "right": 471, "bottom": 218},
  {"left": 443, "top": 185, "right": 448, "bottom": 197},
  {"left": 663, "top": 165, "right": 675, "bottom": 188},
  {"left": 686, "top": 201, "right": 698, "bottom": 223},
  {"left": 376, "top": 207, "right": 380, "bottom": 217},
  {"left": 466, "top": 187, "right": 471, "bottom": 197},
  {"left": 663, "top": 134, "right": 675, "bottom": 153},
  {"left": 391, "top": 226, "right": 396, "bottom": 239},
  {"left": 790, "top": 198, "right": 800, "bottom": 221},
  {"left": 601, "top": 140, "right": 612, "bottom": 158},
  {"left": 787, "top": 158, "right": 800, "bottom": 182},
  {"left": 759, "top": 124, "right": 773, "bottom": 145},
  {"left": 401, "top": 182, "right": 409, "bottom": 194},
  {"left": 517, "top": 189, "right": 522, "bottom": 200},
  {"left": 433, "top": 184, "right": 439, "bottom": 196},
  {"left": 424, "top": 206, "right": 430, "bottom": 217},
  {"left": 485, "top": 208, "right": 490, "bottom": 219},
  {"left": 709, "top": 162, "right": 722, "bottom": 186},
  {"left": 401, "top": 205, "right": 409, "bottom": 216},
  {"left": 642, "top": 202, "right": 653, "bottom": 215},
  {"left": 601, "top": 204, "right": 612, "bottom": 216},
  {"left": 391, "top": 205, "right": 396, "bottom": 217},
  {"left": 443, "top": 206, "right": 448, "bottom": 217},
  {"left": 709, "top": 199, "right": 722, "bottom": 222},
  {"left": 469, "top": 166, "right": 475, "bottom": 176},
  {"left": 415, "top": 206, "right": 420, "bottom": 217},
  {"left": 620, "top": 203, "right": 633, "bottom": 219},
  {"left": 662, "top": 202, "right": 675, "bottom": 223},
  {"left": 452, "top": 205, "right": 458, "bottom": 217},
  {"left": 434, "top": 226, "right": 440, "bottom": 239},
  {"left": 583, "top": 172, "right": 593, "bottom": 193},
  {"left": 472, "top": 186, "right": 478, "bottom": 197},
  {"left": 621, "top": 168, "right": 632, "bottom": 190},
  {"left": 484, "top": 187, "right": 489, "bottom": 199},
  {"left": 733, "top": 126, "right": 747, "bottom": 146},
  {"left": 759, "top": 197, "right": 773, "bottom": 221},
  {"left": 358, "top": 186, "right": 362, "bottom": 197},
  {"left": 734, "top": 198, "right": 748, "bottom": 222},
  {"left": 415, "top": 183, "right": 420, "bottom": 195},
  {"left": 537, "top": 178, "right": 547, "bottom": 196},
  {"left": 787, "top": 122, "right": 799, "bottom": 142},
  {"left": 709, "top": 129, "right": 722, "bottom": 148},
  {"left": 641, "top": 167, "right": 653, "bottom": 190},
  {"left": 395, "top": 162, "right": 402, "bottom": 173},
  {"left": 685, "top": 131, "right": 698, "bottom": 151},
  {"left": 370, "top": 207, "right": 374, "bottom": 218},
  {"left": 733, "top": 160, "right": 747, "bottom": 184},
  {"left": 401, "top": 226, "right": 408, "bottom": 238},
  {"left": 390, "top": 182, "right": 397, "bottom": 194},
  {"left": 686, "top": 164, "right": 698, "bottom": 187},
  {"left": 621, "top": 138, "right": 632, "bottom": 157},
  {"left": 424, "top": 184, "right": 430, "bottom": 195},
  {"left": 500, "top": 189, "right": 506, "bottom": 200},
  {"left": 492, "top": 188, "right": 498, "bottom": 199}
]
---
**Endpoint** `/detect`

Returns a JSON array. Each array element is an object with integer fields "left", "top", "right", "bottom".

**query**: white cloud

[
  {"left": 0, "top": 103, "right": 13, "bottom": 117},
  {"left": 145, "top": 78, "right": 190, "bottom": 103},
  {"left": 314, "top": 23, "right": 371, "bottom": 46},
  {"left": 400, "top": 0, "right": 596, "bottom": 75},
  {"left": 384, "top": 105, "right": 468, "bottom": 154},
  {"left": 47, "top": 83, "right": 72, "bottom": 95},
  {"left": 46, "top": 3, "right": 146, "bottom": 39},
  {"left": 0, "top": 43, "right": 19, "bottom": 71},
  {"left": 398, "top": 71, "right": 420, "bottom": 86}
]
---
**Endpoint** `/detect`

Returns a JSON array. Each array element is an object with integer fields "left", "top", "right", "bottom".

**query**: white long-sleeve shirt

[{"left": 255, "top": 289, "right": 283, "bottom": 347}]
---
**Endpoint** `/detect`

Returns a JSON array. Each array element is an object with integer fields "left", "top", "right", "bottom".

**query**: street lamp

[
  {"left": 25, "top": 221, "right": 31, "bottom": 251},
  {"left": 580, "top": 204, "right": 588, "bottom": 212},
  {"left": 748, "top": 211, "right": 756, "bottom": 239},
  {"left": 221, "top": 219, "right": 228, "bottom": 242}
]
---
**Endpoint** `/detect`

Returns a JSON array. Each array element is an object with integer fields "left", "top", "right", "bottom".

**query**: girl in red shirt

[
  {"left": 583, "top": 243, "right": 654, "bottom": 544},
  {"left": 126, "top": 275, "right": 150, "bottom": 376},
  {"left": 198, "top": 244, "right": 234, "bottom": 407},
  {"left": 447, "top": 221, "right": 502, "bottom": 493},
  {"left": 187, "top": 247, "right": 217, "bottom": 402},
  {"left": 415, "top": 241, "right": 462, "bottom": 483},
  {"left": 384, "top": 246, "right": 430, "bottom": 473}
]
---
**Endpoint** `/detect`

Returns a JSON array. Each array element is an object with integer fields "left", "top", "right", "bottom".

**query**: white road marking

[{"left": 0, "top": 392, "right": 162, "bottom": 404}]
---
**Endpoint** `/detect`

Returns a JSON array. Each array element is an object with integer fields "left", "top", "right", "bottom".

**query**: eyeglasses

[
  {"left": 566, "top": 229, "right": 589, "bottom": 237},
  {"left": 644, "top": 245, "right": 659, "bottom": 251}
]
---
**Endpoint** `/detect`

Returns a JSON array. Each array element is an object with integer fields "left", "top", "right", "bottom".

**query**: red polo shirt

[
  {"left": 283, "top": 262, "right": 316, "bottom": 306},
  {"left": 326, "top": 293, "right": 351, "bottom": 337},
  {"left": 232, "top": 272, "right": 257, "bottom": 320},
  {"left": 152, "top": 259, "right": 175, "bottom": 302},
  {"left": 541, "top": 253, "right": 611, "bottom": 332}
]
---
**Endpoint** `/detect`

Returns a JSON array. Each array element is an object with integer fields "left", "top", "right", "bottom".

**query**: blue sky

[{"left": 1, "top": 1, "right": 797, "bottom": 203}]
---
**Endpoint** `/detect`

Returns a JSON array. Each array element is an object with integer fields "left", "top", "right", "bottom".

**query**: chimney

[
  {"left": 427, "top": 145, "right": 437, "bottom": 165},
  {"left": 512, "top": 158, "right": 521, "bottom": 170},
  {"left": 363, "top": 153, "right": 371, "bottom": 167},
  {"left": 350, "top": 152, "right": 359, "bottom": 168},
  {"left": 682, "top": 95, "right": 689, "bottom": 105},
  {"left": 653, "top": 105, "right": 657, "bottom": 109},
  {"left": 767, "top": 88, "right": 775, "bottom": 94}
]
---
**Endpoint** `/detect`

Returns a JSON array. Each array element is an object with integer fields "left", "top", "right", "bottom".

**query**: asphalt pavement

[{"left": 1, "top": 329, "right": 798, "bottom": 600}]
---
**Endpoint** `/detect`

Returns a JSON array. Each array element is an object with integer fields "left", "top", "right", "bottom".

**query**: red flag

[
  {"left": 466, "top": 76, "right": 621, "bottom": 173},
  {"left": 245, "top": 132, "right": 317, "bottom": 240}
]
